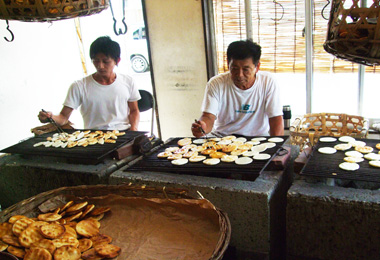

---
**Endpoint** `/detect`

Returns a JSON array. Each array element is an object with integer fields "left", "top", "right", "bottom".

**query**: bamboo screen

[{"left": 212, "top": 0, "right": 379, "bottom": 73}]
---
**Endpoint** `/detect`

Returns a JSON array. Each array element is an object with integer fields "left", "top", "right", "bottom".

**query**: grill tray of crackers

[
  {"left": 0, "top": 184, "right": 231, "bottom": 260},
  {"left": 290, "top": 113, "right": 368, "bottom": 151}
]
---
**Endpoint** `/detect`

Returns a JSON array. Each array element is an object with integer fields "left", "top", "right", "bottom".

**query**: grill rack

[
  {"left": 300, "top": 137, "right": 380, "bottom": 183},
  {"left": 125, "top": 136, "right": 287, "bottom": 181}
]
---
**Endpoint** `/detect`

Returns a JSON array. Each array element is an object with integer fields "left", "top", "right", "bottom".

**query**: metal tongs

[
  {"left": 41, "top": 109, "right": 66, "bottom": 137},
  {"left": 194, "top": 119, "right": 208, "bottom": 139}
]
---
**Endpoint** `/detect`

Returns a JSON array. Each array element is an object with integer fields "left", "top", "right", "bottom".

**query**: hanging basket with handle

[
  {"left": 0, "top": 0, "right": 109, "bottom": 22},
  {"left": 323, "top": 0, "right": 380, "bottom": 66}
]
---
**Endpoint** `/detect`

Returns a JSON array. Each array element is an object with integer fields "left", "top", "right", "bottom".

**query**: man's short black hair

[
  {"left": 227, "top": 39, "right": 261, "bottom": 66},
  {"left": 90, "top": 36, "right": 121, "bottom": 62}
]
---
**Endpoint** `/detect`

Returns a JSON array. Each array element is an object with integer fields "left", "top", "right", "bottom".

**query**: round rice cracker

[
  {"left": 171, "top": 158, "right": 189, "bottom": 165},
  {"left": 18, "top": 225, "right": 45, "bottom": 248},
  {"left": 78, "top": 238, "right": 93, "bottom": 253},
  {"left": 235, "top": 137, "right": 247, "bottom": 143},
  {"left": 222, "top": 135, "right": 237, "bottom": 141},
  {"left": 90, "top": 233, "right": 112, "bottom": 247},
  {"left": 349, "top": 140, "right": 366, "bottom": 148},
  {"left": 52, "top": 236, "right": 80, "bottom": 249},
  {"left": 94, "top": 243, "right": 121, "bottom": 259},
  {"left": 376, "top": 143, "right": 380, "bottom": 150},
  {"left": 0, "top": 240, "right": 8, "bottom": 251},
  {"left": 345, "top": 151, "right": 363, "bottom": 158},
  {"left": 75, "top": 219, "right": 99, "bottom": 238},
  {"left": 355, "top": 146, "right": 374, "bottom": 154},
  {"left": 12, "top": 217, "right": 35, "bottom": 236},
  {"left": 251, "top": 144, "right": 267, "bottom": 153},
  {"left": 30, "top": 239, "right": 56, "bottom": 255},
  {"left": 263, "top": 142, "right": 276, "bottom": 149},
  {"left": 82, "top": 248, "right": 103, "bottom": 260},
  {"left": 242, "top": 151, "right": 258, "bottom": 157},
  {"left": 24, "top": 247, "right": 52, "bottom": 260},
  {"left": 364, "top": 153, "right": 380, "bottom": 161},
  {"left": 203, "top": 158, "right": 221, "bottom": 165},
  {"left": 54, "top": 245, "right": 81, "bottom": 260},
  {"left": 38, "top": 213, "right": 62, "bottom": 222},
  {"left": 343, "top": 156, "right": 364, "bottom": 163},
  {"left": 7, "top": 245, "right": 26, "bottom": 259},
  {"left": 189, "top": 155, "right": 206, "bottom": 162},
  {"left": 334, "top": 143, "right": 352, "bottom": 151},
  {"left": 221, "top": 155, "right": 238, "bottom": 163},
  {"left": 235, "top": 157, "right": 253, "bottom": 165},
  {"left": 319, "top": 137, "right": 337, "bottom": 142},
  {"left": 66, "top": 202, "right": 88, "bottom": 214},
  {"left": 251, "top": 137, "right": 267, "bottom": 142},
  {"left": 8, "top": 215, "right": 27, "bottom": 224},
  {"left": 177, "top": 138, "right": 192, "bottom": 147},
  {"left": 318, "top": 147, "right": 337, "bottom": 155},
  {"left": 40, "top": 223, "right": 66, "bottom": 240},
  {"left": 0, "top": 222, "right": 13, "bottom": 238},
  {"left": 339, "top": 162, "right": 360, "bottom": 171},
  {"left": 192, "top": 138, "right": 206, "bottom": 144},
  {"left": 369, "top": 161, "right": 380, "bottom": 168},
  {"left": 157, "top": 151, "right": 172, "bottom": 158},
  {"left": 1, "top": 234, "right": 21, "bottom": 247},
  {"left": 210, "top": 151, "right": 227, "bottom": 159},
  {"left": 339, "top": 136, "right": 356, "bottom": 143},
  {"left": 268, "top": 137, "right": 284, "bottom": 143},
  {"left": 89, "top": 207, "right": 111, "bottom": 217},
  {"left": 253, "top": 153, "right": 271, "bottom": 160}
]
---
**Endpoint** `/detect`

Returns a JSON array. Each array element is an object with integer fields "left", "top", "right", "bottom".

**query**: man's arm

[
  {"left": 128, "top": 101, "right": 140, "bottom": 131},
  {"left": 269, "top": 115, "right": 284, "bottom": 136},
  {"left": 191, "top": 112, "right": 216, "bottom": 138},
  {"left": 38, "top": 106, "right": 73, "bottom": 126}
]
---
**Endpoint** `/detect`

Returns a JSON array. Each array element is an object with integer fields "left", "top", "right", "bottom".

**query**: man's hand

[
  {"left": 191, "top": 120, "right": 207, "bottom": 138},
  {"left": 38, "top": 110, "right": 52, "bottom": 123}
]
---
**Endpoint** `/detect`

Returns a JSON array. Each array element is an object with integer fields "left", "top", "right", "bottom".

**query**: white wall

[{"left": 0, "top": 0, "right": 151, "bottom": 150}]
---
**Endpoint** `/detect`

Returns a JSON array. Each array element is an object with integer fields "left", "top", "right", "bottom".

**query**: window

[{"left": 212, "top": 0, "right": 379, "bottom": 123}]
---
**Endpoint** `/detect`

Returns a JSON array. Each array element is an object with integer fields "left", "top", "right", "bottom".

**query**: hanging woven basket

[
  {"left": 0, "top": 0, "right": 109, "bottom": 22},
  {"left": 323, "top": 0, "right": 380, "bottom": 66}
]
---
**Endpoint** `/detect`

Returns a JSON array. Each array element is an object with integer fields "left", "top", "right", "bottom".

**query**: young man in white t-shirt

[
  {"left": 38, "top": 36, "right": 141, "bottom": 131},
  {"left": 191, "top": 40, "right": 284, "bottom": 137}
]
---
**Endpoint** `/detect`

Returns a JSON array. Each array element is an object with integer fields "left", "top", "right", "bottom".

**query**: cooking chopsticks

[
  {"left": 41, "top": 109, "right": 66, "bottom": 136},
  {"left": 194, "top": 119, "right": 208, "bottom": 139}
]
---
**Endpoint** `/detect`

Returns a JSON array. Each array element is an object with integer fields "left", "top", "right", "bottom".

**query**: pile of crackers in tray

[{"left": 0, "top": 201, "right": 121, "bottom": 260}]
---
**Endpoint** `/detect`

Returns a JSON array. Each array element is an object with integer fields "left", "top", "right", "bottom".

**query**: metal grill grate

[
  {"left": 125, "top": 136, "right": 287, "bottom": 181},
  {"left": 301, "top": 138, "right": 380, "bottom": 182}
]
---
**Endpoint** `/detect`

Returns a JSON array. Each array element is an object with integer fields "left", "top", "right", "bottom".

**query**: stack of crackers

[{"left": 0, "top": 201, "right": 121, "bottom": 259}]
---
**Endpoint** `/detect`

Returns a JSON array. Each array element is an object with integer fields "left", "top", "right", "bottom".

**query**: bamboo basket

[
  {"left": 290, "top": 113, "right": 368, "bottom": 150},
  {"left": 0, "top": 0, "right": 109, "bottom": 22},
  {"left": 323, "top": 0, "right": 380, "bottom": 66},
  {"left": 0, "top": 184, "right": 231, "bottom": 260}
]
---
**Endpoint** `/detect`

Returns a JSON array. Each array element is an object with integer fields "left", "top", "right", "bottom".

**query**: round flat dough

[
  {"left": 217, "top": 139, "right": 232, "bottom": 145},
  {"left": 209, "top": 137, "right": 221, "bottom": 142},
  {"left": 235, "top": 137, "right": 247, "bottom": 143},
  {"left": 345, "top": 151, "right": 363, "bottom": 158},
  {"left": 364, "top": 153, "right": 380, "bottom": 161},
  {"left": 192, "top": 139, "right": 206, "bottom": 144},
  {"left": 268, "top": 137, "right": 284, "bottom": 143},
  {"left": 171, "top": 158, "right": 188, "bottom": 165},
  {"left": 263, "top": 142, "right": 276, "bottom": 149},
  {"left": 165, "top": 147, "right": 179, "bottom": 153},
  {"left": 334, "top": 143, "right": 352, "bottom": 151},
  {"left": 242, "top": 151, "right": 258, "bottom": 157},
  {"left": 319, "top": 137, "right": 337, "bottom": 142},
  {"left": 318, "top": 147, "right": 337, "bottom": 154},
  {"left": 339, "top": 136, "right": 356, "bottom": 143},
  {"left": 189, "top": 155, "right": 206, "bottom": 162},
  {"left": 376, "top": 143, "right": 380, "bottom": 150},
  {"left": 253, "top": 153, "right": 271, "bottom": 160},
  {"left": 230, "top": 150, "right": 245, "bottom": 156},
  {"left": 203, "top": 158, "right": 220, "bottom": 165},
  {"left": 247, "top": 141, "right": 260, "bottom": 146},
  {"left": 349, "top": 140, "right": 366, "bottom": 147},
  {"left": 235, "top": 157, "right": 253, "bottom": 165},
  {"left": 251, "top": 144, "right": 267, "bottom": 153},
  {"left": 157, "top": 152, "right": 171, "bottom": 158},
  {"left": 343, "top": 156, "right": 364, "bottom": 163},
  {"left": 369, "top": 161, "right": 380, "bottom": 168},
  {"left": 251, "top": 137, "right": 267, "bottom": 142},
  {"left": 221, "top": 155, "right": 238, "bottom": 163},
  {"left": 222, "top": 135, "right": 237, "bottom": 141},
  {"left": 355, "top": 146, "right": 373, "bottom": 154},
  {"left": 339, "top": 162, "right": 359, "bottom": 171}
]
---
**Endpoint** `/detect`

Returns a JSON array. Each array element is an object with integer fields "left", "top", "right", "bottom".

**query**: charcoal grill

[
  {"left": 301, "top": 137, "right": 380, "bottom": 182},
  {"left": 0, "top": 130, "right": 147, "bottom": 164},
  {"left": 125, "top": 136, "right": 287, "bottom": 181}
]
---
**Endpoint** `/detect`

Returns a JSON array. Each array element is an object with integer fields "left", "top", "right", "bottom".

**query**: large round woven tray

[
  {"left": 323, "top": 0, "right": 380, "bottom": 66},
  {"left": 290, "top": 113, "right": 368, "bottom": 150},
  {"left": 0, "top": 184, "right": 231, "bottom": 260},
  {"left": 0, "top": 0, "right": 109, "bottom": 22}
]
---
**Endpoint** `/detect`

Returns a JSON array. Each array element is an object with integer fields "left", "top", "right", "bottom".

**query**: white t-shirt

[
  {"left": 63, "top": 73, "right": 141, "bottom": 130},
  {"left": 201, "top": 71, "right": 283, "bottom": 136}
]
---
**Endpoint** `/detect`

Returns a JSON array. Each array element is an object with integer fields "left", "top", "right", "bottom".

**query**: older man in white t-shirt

[{"left": 191, "top": 39, "right": 283, "bottom": 137}]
